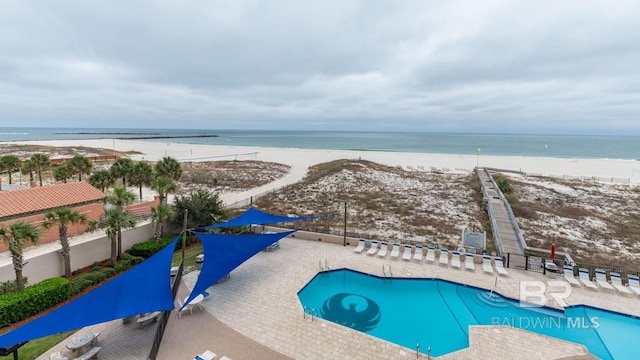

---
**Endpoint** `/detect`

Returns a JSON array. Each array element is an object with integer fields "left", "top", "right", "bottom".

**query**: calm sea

[{"left": 0, "top": 127, "right": 638, "bottom": 160}]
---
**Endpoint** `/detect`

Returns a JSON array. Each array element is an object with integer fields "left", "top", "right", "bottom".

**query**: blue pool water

[{"left": 297, "top": 269, "right": 640, "bottom": 359}]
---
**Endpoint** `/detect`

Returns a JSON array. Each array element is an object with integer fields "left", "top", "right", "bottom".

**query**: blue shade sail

[
  {"left": 204, "top": 207, "right": 318, "bottom": 228},
  {"left": 183, "top": 230, "right": 297, "bottom": 308},
  {"left": 0, "top": 236, "right": 179, "bottom": 348}
]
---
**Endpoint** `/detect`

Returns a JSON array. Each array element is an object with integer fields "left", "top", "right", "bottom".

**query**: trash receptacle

[{"left": 195, "top": 254, "right": 205, "bottom": 270}]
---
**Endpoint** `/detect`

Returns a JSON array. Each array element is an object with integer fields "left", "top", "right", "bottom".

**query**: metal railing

[{"left": 148, "top": 260, "right": 184, "bottom": 359}]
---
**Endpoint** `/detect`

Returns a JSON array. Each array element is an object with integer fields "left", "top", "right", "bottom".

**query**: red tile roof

[{"left": 0, "top": 182, "right": 105, "bottom": 218}]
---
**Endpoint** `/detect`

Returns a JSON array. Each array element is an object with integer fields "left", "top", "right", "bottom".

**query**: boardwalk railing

[{"left": 477, "top": 168, "right": 504, "bottom": 255}]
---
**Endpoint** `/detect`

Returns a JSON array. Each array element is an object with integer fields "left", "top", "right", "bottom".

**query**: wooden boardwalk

[{"left": 477, "top": 169, "right": 526, "bottom": 267}]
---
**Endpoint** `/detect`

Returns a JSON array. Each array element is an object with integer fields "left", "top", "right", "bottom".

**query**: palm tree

[
  {"left": 0, "top": 222, "right": 42, "bottom": 290},
  {"left": 54, "top": 164, "right": 74, "bottom": 183},
  {"left": 0, "top": 155, "right": 21, "bottom": 184},
  {"left": 110, "top": 158, "right": 133, "bottom": 187},
  {"left": 104, "top": 207, "right": 137, "bottom": 262},
  {"left": 155, "top": 157, "right": 182, "bottom": 181},
  {"left": 21, "top": 159, "right": 35, "bottom": 183},
  {"left": 106, "top": 186, "right": 136, "bottom": 208},
  {"left": 29, "top": 153, "right": 51, "bottom": 186},
  {"left": 151, "top": 176, "right": 177, "bottom": 206},
  {"left": 43, "top": 207, "right": 87, "bottom": 278},
  {"left": 129, "top": 162, "right": 154, "bottom": 200},
  {"left": 68, "top": 155, "right": 93, "bottom": 181},
  {"left": 151, "top": 204, "right": 174, "bottom": 242},
  {"left": 88, "top": 169, "right": 114, "bottom": 192}
]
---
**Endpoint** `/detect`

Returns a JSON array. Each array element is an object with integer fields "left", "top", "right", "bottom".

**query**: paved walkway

[{"left": 38, "top": 237, "right": 638, "bottom": 359}]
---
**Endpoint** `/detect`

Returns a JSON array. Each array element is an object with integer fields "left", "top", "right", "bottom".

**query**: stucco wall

[{"left": 0, "top": 222, "right": 154, "bottom": 285}]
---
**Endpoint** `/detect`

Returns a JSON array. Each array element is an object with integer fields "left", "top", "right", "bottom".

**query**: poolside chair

[
  {"left": 177, "top": 299, "right": 193, "bottom": 318},
  {"left": 627, "top": 275, "right": 640, "bottom": 295},
  {"left": 578, "top": 268, "right": 598, "bottom": 289},
  {"left": 482, "top": 256, "right": 494, "bottom": 274},
  {"left": 377, "top": 242, "right": 389, "bottom": 257},
  {"left": 367, "top": 240, "right": 379, "bottom": 255},
  {"left": 609, "top": 272, "right": 632, "bottom": 295},
  {"left": 389, "top": 243, "right": 401, "bottom": 258},
  {"left": 402, "top": 245, "right": 413, "bottom": 260},
  {"left": 425, "top": 246, "right": 435, "bottom": 262},
  {"left": 439, "top": 249, "right": 449, "bottom": 266},
  {"left": 450, "top": 251, "right": 461, "bottom": 269},
  {"left": 413, "top": 245, "right": 423, "bottom": 261},
  {"left": 354, "top": 239, "right": 366, "bottom": 253},
  {"left": 195, "top": 350, "right": 217, "bottom": 360},
  {"left": 563, "top": 266, "right": 581, "bottom": 287},
  {"left": 594, "top": 269, "right": 615, "bottom": 291},
  {"left": 465, "top": 253, "right": 475, "bottom": 271},
  {"left": 494, "top": 257, "right": 508, "bottom": 275}
]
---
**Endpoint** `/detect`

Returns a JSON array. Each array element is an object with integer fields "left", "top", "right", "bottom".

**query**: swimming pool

[{"left": 297, "top": 269, "right": 640, "bottom": 359}]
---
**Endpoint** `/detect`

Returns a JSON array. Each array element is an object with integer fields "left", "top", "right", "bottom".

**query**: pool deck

[
  {"left": 174, "top": 237, "right": 636, "bottom": 359},
  {"left": 37, "top": 236, "right": 637, "bottom": 359}
]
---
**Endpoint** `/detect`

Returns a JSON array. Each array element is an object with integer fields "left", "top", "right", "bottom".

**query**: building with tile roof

[{"left": 0, "top": 182, "right": 105, "bottom": 252}]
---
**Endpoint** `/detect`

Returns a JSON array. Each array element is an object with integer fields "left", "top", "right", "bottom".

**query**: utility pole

[{"left": 181, "top": 209, "right": 188, "bottom": 261}]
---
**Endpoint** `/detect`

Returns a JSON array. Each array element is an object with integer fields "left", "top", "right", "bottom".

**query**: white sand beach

[{"left": 8, "top": 138, "right": 640, "bottom": 188}]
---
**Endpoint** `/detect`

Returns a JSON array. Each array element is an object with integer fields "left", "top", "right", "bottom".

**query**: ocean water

[{"left": 0, "top": 127, "right": 639, "bottom": 160}]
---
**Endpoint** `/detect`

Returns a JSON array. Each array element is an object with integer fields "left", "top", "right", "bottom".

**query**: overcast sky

[{"left": 1, "top": 1, "right": 639, "bottom": 134}]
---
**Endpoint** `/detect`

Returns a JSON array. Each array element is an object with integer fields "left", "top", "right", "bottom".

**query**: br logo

[{"left": 519, "top": 281, "right": 571, "bottom": 307}]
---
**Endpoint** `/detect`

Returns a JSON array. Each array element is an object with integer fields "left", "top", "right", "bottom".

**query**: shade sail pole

[{"left": 182, "top": 209, "right": 188, "bottom": 261}]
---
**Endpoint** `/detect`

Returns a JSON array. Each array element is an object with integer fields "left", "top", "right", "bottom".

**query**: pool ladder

[
  {"left": 303, "top": 305, "right": 318, "bottom": 322},
  {"left": 319, "top": 258, "right": 330, "bottom": 271},
  {"left": 382, "top": 264, "right": 393, "bottom": 283},
  {"left": 416, "top": 343, "right": 432, "bottom": 359}
]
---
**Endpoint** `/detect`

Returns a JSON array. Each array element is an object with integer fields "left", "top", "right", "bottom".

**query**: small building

[{"left": 0, "top": 182, "right": 105, "bottom": 252}]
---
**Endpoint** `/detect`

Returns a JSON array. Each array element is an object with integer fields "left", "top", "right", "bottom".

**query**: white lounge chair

[
  {"left": 578, "top": 268, "right": 598, "bottom": 289},
  {"left": 439, "top": 249, "right": 449, "bottom": 266},
  {"left": 482, "top": 256, "right": 494, "bottom": 273},
  {"left": 389, "top": 243, "right": 400, "bottom": 258},
  {"left": 610, "top": 272, "right": 632, "bottom": 295},
  {"left": 367, "top": 241, "right": 379, "bottom": 255},
  {"left": 465, "top": 253, "right": 475, "bottom": 271},
  {"left": 450, "top": 251, "right": 461, "bottom": 268},
  {"left": 377, "top": 242, "right": 389, "bottom": 257},
  {"left": 425, "top": 246, "right": 435, "bottom": 262},
  {"left": 494, "top": 257, "right": 508, "bottom": 275},
  {"left": 594, "top": 269, "right": 614, "bottom": 291},
  {"left": 402, "top": 245, "right": 412, "bottom": 260},
  {"left": 413, "top": 245, "right": 423, "bottom": 261},
  {"left": 563, "top": 266, "right": 581, "bottom": 287},
  {"left": 627, "top": 275, "right": 640, "bottom": 295},
  {"left": 195, "top": 350, "right": 217, "bottom": 360},
  {"left": 354, "top": 239, "right": 366, "bottom": 253}
]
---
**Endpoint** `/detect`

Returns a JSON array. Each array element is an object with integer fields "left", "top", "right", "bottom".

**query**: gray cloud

[{"left": 1, "top": 0, "right": 639, "bottom": 134}]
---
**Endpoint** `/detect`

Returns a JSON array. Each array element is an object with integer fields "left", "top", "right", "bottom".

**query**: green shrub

[
  {"left": 126, "top": 236, "right": 179, "bottom": 258},
  {"left": 0, "top": 278, "right": 27, "bottom": 295},
  {"left": 114, "top": 260, "right": 132, "bottom": 273},
  {"left": 0, "top": 278, "right": 71, "bottom": 327}
]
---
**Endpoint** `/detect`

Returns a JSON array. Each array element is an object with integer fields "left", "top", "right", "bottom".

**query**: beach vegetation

[
  {"left": 129, "top": 161, "right": 154, "bottom": 200},
  {"left": 109, "top": 157, "right": 134, "bottom": 187},
  {"left": 105, "top": 185, "right": 136, "bottom": 208},
  {"left": 172, "top": 189, "right": 227, "bottom": 229},
  {"left": 155, "top": 156, "right": 182, "bottom": 181},
  {"left": 88, "top": 169, "right": 114, "bottom": 192},
  {"left": 0, "top": 154, "right": 21, "bottom": 184},
  {"left": 43, "top": 207, "right": 88, "bottom": 278},
  {"left": 493, "top": 174, "right": 511, "bottom": 194},
  {"left": 0, "top": 222, "right": 42, "bottom": 290}
]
